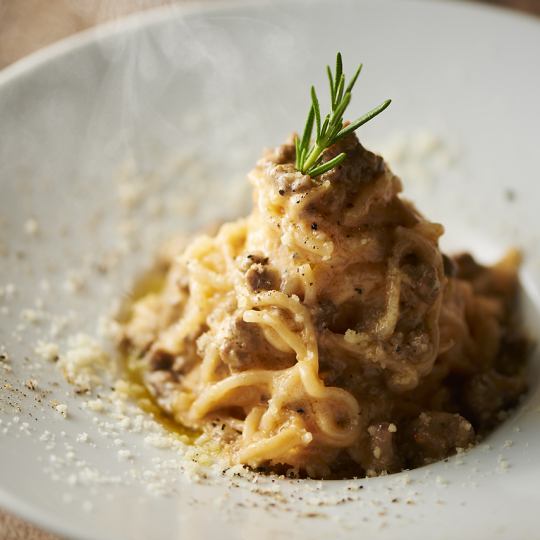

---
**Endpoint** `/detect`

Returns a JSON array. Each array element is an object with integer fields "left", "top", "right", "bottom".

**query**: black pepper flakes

[{"left": 311, "top": 222, "right": 318, "bottom": 231}]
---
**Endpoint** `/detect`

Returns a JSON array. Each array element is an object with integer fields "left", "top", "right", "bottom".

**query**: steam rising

[
  {"left": 73, "top": 1, "right": 315, "bottom": 236},
  {"left": 1, "top": 0, "right": 388, "bottom": 270}
]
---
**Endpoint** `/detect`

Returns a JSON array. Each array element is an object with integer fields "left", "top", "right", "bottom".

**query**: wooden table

[
  {"left": 0, "top": 0, "right": 537, "bottom": 538},
  {"left": 0, "top": 0, "right": 538, "bottom": 69}
]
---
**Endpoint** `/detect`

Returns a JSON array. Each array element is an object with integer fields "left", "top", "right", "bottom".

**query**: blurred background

[
  {"left": 0, "top": 0, "right": 538, "bottom": 539},
  {"left": 0, "top": 0, "right": 539, "bottom": 69}
]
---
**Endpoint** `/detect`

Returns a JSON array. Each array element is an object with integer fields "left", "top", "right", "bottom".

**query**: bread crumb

[
  {"left": 24, "top": 218, "right": 39, "bottom": 236},
  {"left": 58, "top": 334, "right": 108, "bottom": 391},
  {"left": 86, "top": 399, "right": 105, "bottom": 412},
  {"left": 35, "top": 341, "right": 59, "bottom": 362},
  {"left": 76, "top": 432, "right": 90, "bottom": 443},
  {"left": 144, "top": 433, "right": 174, "bottom": 449},
  {"left": 63, "top": 272, "right": 85, "bottom": 294},
  {"left": 21, "top": 308, "right": 42, "bottom": 324},
  {"left": 55, "top": 404, "right": 68, "bottom": 418},
  {"left": 117, "top": 449, "right": 133, "bottom": 461}
]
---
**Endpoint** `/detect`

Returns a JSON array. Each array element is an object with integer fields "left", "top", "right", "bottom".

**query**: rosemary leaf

[
  {"left": 311, "top": 87, "right": 321, "bottom": 138},
  {"left": 345, "top": 64, "right": 363, "bottom": 95},
  {"left": 308, "top": 153, "right": 347, "bottom": 177},
  {"left": 336, "top": 99, "right": 392, "bottom": 140},
  {"left": 294, "top": 52, "right": 391, "bottom": 178},
  {"left": 326, "top": 66, "right": 335, "bottom": 109},
  {"left": 300, "top": 106, "right": 315, "bottom": 154}
]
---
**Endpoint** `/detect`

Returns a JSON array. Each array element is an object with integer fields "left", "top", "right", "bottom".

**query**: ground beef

[
  {"left": 149, "top": 349, "right": 175, "bottom": 371},
  {"left": 461, "top": 371, "right": 527, "bottom": 429},
  {"left": 317, "top": 134, "right": 385, "bottom": 188},
  {"left": 219, "top": 318, "right": 294, "bottom": 372},
  {"left": 404, "top": 411, "right": 475, "bottom": 467},
  {"left": 271, "top": 142, "right": 296, "bottom": 164},
  {"left": 246, "top": 263, "right": 279, "bottom": 292},
  {"left": 442, "top": 254, "right": 457, "bottom": 277},
  {"left": 400, "top": 252, "right": 440, "bottom": 304},
  {"left": 495, "top": 330, "right": 531, "bottom": 376},
  {"left": 312, "top": 299, "right": 338, "bottom": 331},
  {"left": 366, "top": 422, "right": 401, "bottom": 473}
]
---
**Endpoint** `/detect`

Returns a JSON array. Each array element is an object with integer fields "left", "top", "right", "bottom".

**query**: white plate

[{"left": 1, "top": 1, "right": 540, "bottom": 539}]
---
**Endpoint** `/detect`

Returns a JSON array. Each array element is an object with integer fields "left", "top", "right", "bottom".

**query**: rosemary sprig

[{"left": 295, "top": 53, "right": 391, "bottom": 178}]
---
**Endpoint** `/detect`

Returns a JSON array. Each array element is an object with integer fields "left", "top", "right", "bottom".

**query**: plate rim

[{"left": 1, "top": 0, "right": 539, "bottom": 90}]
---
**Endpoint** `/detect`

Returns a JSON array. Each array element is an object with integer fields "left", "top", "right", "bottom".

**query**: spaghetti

[{"left": 119, "top": 134, "right": 528, "bottom": 478}]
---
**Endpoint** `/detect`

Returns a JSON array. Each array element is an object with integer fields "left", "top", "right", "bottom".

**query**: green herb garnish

[{"left": 295, "top": 52, "right": 391, "bottom": 178}]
